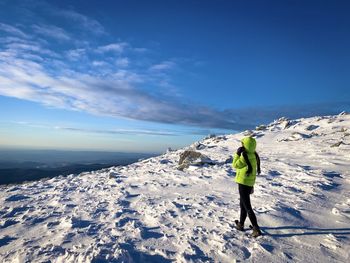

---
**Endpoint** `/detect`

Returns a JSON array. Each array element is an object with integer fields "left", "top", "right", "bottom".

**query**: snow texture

[{"left": 1, "top": 113, "right": 350, "bottom": 262}]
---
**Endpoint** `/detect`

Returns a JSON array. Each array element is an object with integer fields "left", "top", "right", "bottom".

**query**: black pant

[{"left": 238, "top": 184, "right": 258, "bottom": 227}]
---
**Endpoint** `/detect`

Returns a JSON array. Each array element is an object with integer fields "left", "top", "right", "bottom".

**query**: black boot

[
  {"left": 251, "top": 226, "right": 262, "bottom": 237},
  {"left": 234, "top": 220, "right": 244, "bottom": 231}
]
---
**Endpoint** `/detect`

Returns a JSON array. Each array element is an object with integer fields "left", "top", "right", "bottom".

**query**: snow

[{"left": 1, "top": 113, "right": 350, "bottom": 262}]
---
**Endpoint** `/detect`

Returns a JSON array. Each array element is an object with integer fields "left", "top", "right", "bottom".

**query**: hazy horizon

[
  {"left": 0, "top": 145, "right": 162, "bottom": 154},
  {"left": 0, "top": 148, "right": 158, "bottom": 165}
]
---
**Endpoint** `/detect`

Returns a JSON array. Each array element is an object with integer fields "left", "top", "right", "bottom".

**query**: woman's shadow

[{"left": 262, "top": 226, "right": 350, "bottom": 238}]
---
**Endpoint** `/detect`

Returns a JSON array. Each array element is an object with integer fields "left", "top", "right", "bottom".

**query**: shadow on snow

[{"left": 262, "top": 226, "right": 350, "bottom": 238}]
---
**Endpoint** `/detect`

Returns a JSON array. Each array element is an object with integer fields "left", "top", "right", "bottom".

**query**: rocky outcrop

[{"left": 178, "top": 150, "right": 215, "bottom": 170}]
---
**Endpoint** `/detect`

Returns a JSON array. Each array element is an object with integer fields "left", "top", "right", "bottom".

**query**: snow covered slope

[{"left": 1, "top": 113, "right": 350, "bottom": 262}]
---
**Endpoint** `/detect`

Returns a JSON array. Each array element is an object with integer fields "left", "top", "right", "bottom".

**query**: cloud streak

[
  {"left": 53, "top": 8, "right": 105, "bottom": 35},
  {"left": 56, "top": 126, "right": 180, "bottom": 136},
  {"left": 11, "top": 121, "right": 181, "bottom": 136},
  {"left": 0, "top": 23, "right": 28, "bottom": 38},
  {"left": 149, "top": 61, "right": 176, "bottom": 71},
  {"left": 97, "top": 43, "right": 128, "bottom": 53},
  {"left": 32, "top": 24, "right": 70, "bottom": 41}
]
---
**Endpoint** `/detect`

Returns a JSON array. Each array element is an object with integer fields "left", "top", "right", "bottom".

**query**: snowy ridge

[{"left": 1, "top": 113, "right": 350, "bottom": 262}]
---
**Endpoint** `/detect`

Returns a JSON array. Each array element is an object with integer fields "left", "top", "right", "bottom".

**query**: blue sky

[{"left": 0, "top": 0, "right": 349, "bottom": 152}]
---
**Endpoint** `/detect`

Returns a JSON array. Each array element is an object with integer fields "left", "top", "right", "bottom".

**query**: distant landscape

[{"left": 0, "top": 149, "right": 157, "bottom": 185}]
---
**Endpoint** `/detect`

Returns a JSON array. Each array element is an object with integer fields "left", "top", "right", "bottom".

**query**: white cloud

[
  {"left": 66, "top": 48, "right": 86, "bottom": 60},
  {"left": 149, "top": 61, "right": 175, "bottom": 71},
  {"left": 97, "top": 43, "right": 128, "bottom": 53},
  {"left": 0, "top": 23, "right": 28, "bottom": 38},
  {"left": 54, "top": 9, "right": 105, "bottom": 35},
  {"left": 133, "top": 47, "right": 148, "bottom": 53},
  {"left": 5, "top": 42, "right": 60, "bottom": 58},
  {"left": 116, "top": 57, "right": 129, "bottom": 67},
  {"left": 32, "top": 24, "right": 70, "bottom": 41},
  {"left": 92, "top": 60, "right": 108, "bottom": 67}
]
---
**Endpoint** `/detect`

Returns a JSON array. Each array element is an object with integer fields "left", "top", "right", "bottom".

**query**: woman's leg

[
  {"left": 238, "top": 184, "right": 258, "bottom": 227},
  {"left": 239, "top": 196, "right": 247, "bottom": 225}
]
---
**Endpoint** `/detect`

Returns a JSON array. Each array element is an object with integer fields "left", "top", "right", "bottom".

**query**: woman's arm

[{"left": 232, "top": 153, "right": 247, "bottom": 169}]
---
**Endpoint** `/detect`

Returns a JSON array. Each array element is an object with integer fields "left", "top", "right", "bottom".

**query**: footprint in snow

[
  {"left": 323, "top": 171, "right": 342, "bottom": 179},
  {"left": 0, "top": 235, "right": 17, "bottom": 247},
  {"left": 117, "top": 199, "right": 131, "bottom": 208},
  {"left": 256, "top": 206, "right": 273, "bottom": 213},
  {"left": 116, "top": 217, "right": 140, "bottom": 228},
  {"left": 331, "top": 204, "right": 350, "bottom": 219},
  {"left": 3, "top": 206, "right": 31, "bottom": 218},
  {"left": 125, "top": 192, "right": 141, "bottom": 199},
  {"left": 267, "top": 170, "right": 282, "bottom": 177},
  {"left": 115, "top": 208, "right": 138, "bottom": 219},
  {"left": 318, "top": 181, "right": 340, "bottom": 191},
  {"left": 0, "top": 219, "right": 19, "bottom": 229},
  {"left": 25, "top": 216, "right": 50, "bottom": 225},
  {"left": 46, "top": 221, "right": 60, "bottom": 228},
  {"left": 140, "top": 226, "right": 163, "bottom": 239},
  {"left": 5, "top": 194, "right": 30, "bottom": 202},
  {"left": 322, "top": 234, "right": 341, "bottom": 251},
  {"left": 6, "top": 186, "right": 22, "bottom": 192},
  {"left": 285, "top": 186, "right": 305, "bottom": 194}
]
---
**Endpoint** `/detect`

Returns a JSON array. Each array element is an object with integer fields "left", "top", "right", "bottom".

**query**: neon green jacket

[{"left": 232, "top": 137, "right": 258, "bottom": 187}]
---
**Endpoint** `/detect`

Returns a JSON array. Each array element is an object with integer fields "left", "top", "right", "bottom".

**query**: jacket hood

[{"left": 241, "top": 137, "right": 256, "bottom": 153}]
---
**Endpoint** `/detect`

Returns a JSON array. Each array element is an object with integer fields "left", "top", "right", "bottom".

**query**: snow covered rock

[
  {"left": 194, "top": 142, "right": 206, "bottom": 150},
  {"left": 330, "top": 141, "right": 344, "bottom": 147},
  {"left": 256, "top": 124, "right": 267, "bottom": 131},
  {"left": 305, "top": 124, "right": 319, "bottom": 131},
  {"left": 204, "top": 134, "right": 216, "bottom": 140},
  {"left": 177, "top": 150, "right": 215, "bottom": 170},
  {"left": 279, "top": 131, "right": 312, "bottom": 141},
  {"left": 339, "top": 111, "right": 349, "bottom": 116}
]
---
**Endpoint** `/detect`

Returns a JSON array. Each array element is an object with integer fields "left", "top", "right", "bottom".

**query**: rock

[
  {"left": 310, "top": 131, "right": 320, "bottom": 137},
  {"left": 292, "top": 132, "right": 311, "bottom": 139},
  {"left": 278, "top": 117, "right": 289, "bottom": 122},
  {"left": 256, "top": 125, "right": 267, "bottom": 131},
  {"left": 331, "top": 141, "right": 344, "bottom": 148},
  {"left": 204, "top": 134, "right": 216, "bottom": 140},
  {"left": 195, "top": 143, "right": 206, "bottom": 150},
  {"left": 269, "top": 117, "right": 298, "bottom": 130},
  {"left": 212, "top": 135, "right": 227, "bottom": 143},
  {"left": 243, "top": 130, "right": 254, "bottom": 136},
  {"left": 109, "top": 172, "right": 118, "bottom": 179},
  {"left": 339, "top": 111, "right": 349, "bottom": 116},
  {"left": 283, "top": 120, "right": 292, "bottom": 129},
  {"left": 178, "top": 150, "right": 215, "bottom": 170},
  {"left": 306, "top": 125, "right": 319, "bottom": 131},
  {"left": 279, "top": 132, "right": 312, "bottom": 142}
]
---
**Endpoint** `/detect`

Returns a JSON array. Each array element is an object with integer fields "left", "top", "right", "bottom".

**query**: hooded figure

[
  {"left": 232, "top": 136, "right": 262, "bottom": 237},
  {"left": 233, "top": 136, "right": 261, "bottom": 186}
]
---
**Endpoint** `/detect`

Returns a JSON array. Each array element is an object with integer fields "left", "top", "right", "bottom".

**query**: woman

[{"left": 232, "top": 136, "right": 262, "bottom": 237}]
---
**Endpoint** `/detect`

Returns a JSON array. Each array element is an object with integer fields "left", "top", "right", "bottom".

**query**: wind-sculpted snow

[{"left": 1, "top": 113, "right": 350, "bottom": 262}]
